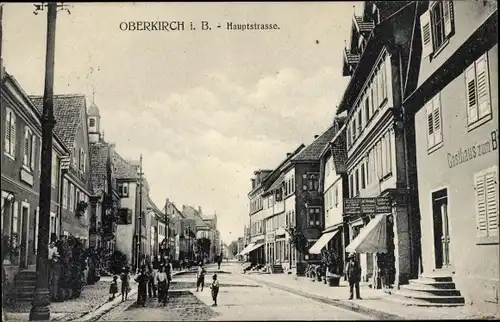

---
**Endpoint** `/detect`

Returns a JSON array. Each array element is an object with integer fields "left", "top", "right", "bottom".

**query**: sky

[{"left": 2, "top": 2, "right": 362, "bottom": 244}]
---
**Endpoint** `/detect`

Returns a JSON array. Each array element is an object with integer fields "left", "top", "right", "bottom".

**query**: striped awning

[
  {"left": 247, "top": 242, "right": 264, "bottom": 254},
  {"left": 309, "top": 230, "right": 339, "bottom": 254},
  {"left": 238, "top": 243, "right": 255, "bottom": 256},
  {"left": 346, "top": 214, "right": 388, "bottom": 254}
]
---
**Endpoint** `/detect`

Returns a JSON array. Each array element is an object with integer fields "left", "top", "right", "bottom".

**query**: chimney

[
  {"left": 314, "top": 135, "right": 319, "bottom": 139},
  {"left": 286, "top": 153, "right": 292, "bottom": 157},
  {"left": 251, "top": 178, "right": 256, "bottom": 189},
  {"left": 198, "top": 206, "right": 202, "bottom": 215}
]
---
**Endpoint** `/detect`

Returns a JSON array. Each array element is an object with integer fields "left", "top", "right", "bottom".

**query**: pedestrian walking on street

[
  {"left": 135, "top": 265, "right": 149, "bottom": 307},
  {"left": 120, "top": 266, "right": 131, "bottom": 302},
  {"left": 109, "top": 276, "right": 118, "bottom": 301},
  {"left": 345, "top": 253, "right": 362, "bottom": 300},
  {"left": 147, "top": 265, "right": 157, "bottom": 298},
  {"left": 210, "top": 274, "right": 219, "bottom": 306},
  {"left": 217, "top": 256, "right": 222, "bottom": 270},
  {"left": 196, "top": 262, "right": 206, "bottom": 292},
  {"left": 156, "top": 265, "right": 168, "bottom": 305}
]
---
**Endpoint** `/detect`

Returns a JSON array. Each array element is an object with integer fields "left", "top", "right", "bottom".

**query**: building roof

[
  {"left": 146, "top": 195, "right": 164, "bottom": 216},
  {"left": 182, "top": 205, "right": 210, "bottom": 229},
  {"left": 29, "top": 94, "right": 85, "bottom": 150},
  {"left": 292, "top": 125, "right": 339, "bottom": 162},
  {"left": 112, "top": 150, "right": 139, "bottom": 180},
  {"left": 267, "top": 173, "right": 285, "bottom": 193},
  {"left": 89, "top": 142, "right": 109, "bottom": 194}
]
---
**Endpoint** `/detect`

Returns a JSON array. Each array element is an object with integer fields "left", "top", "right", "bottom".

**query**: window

[
  {"left": 4, "top": 108, "right": 17, "bottom": 158},
  {"left": 426, "top": 93, "right": 443, "bottom": 151},
  {"left": 76, "top": 190, "right": 80, "bottom": 210},
  {"left": 347, "top": 125, "right": 352, "bottom": 148},
  {"left": 466, "top": 53, "right": 492, "bottom": 128},
  {"left": 69, "top": 183, "right": 74, "bottom": 211},
  {"left": 364, "top": 99, "right": 370, "bottom": 125},
  {"left": 355, "top": 169, "right": 360, "bottom": 196},
  {"left": 50, "top": 212, "right": 57, "bottom": 239},
  {"left": 384, "top": 132, "right": 393, "bottom": 176},
  {"left": 358, "top": 110, "right": 363, "bottom": 133},
  {"left": 308, "top": 207, "right": 322, "bottom": 228},
  {"left": 352, "top": 118, "right": 357, "bottom": 140},
  {"left": 420, "top": 1, "right": 454, "bottom": 58},
  {"left": 349, "top": 175, "right": 354, "bottom": 198},
  {"left": 62, "top": 179, "right": 68, "bottom": 209},
  {"left": 72, "top": 147, "right": 77, "bottom": 168},
  {"left": 361, "top": 163, "right": 366, "bottom": 190},
  {"left": 475, "top": 167, "right": 498, "bottom": 243},
  {"left": 23, "top": 127, "right": 36, "bottom": 170},
  {"left": 12, "top": 202, "right": 18, "bottom": 234},
  {"left": 89, "top": 118, "right": 96, "bottom": 127}
]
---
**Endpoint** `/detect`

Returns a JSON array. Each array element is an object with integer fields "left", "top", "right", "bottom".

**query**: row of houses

[
  {"left": 243, "top": 0, "right": 498, "bottom": 314},
  {"left": 0, "top": 64, "right": 221, "bottom": 294}
]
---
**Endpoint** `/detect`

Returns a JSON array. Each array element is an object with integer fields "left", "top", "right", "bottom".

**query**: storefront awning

[
  {"left": 238, "top": 243, "right": 255, "bottom": 256},
  {"left": 248, "top": 242, "right": 264, "bottom": 253},
  {"left": 309, "top": 230, "right": 339, "bottom": 254},
  {"left": 346, "top": 214, "right": 388, "bottom": 254}
]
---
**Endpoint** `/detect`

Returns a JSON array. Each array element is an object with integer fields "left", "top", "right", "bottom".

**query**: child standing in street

[
  {"left": 210, "top": 274, "right": 219, "bottom": 307},
  {"left": 109, "top": 276, "right": 118, "bottom": 301},
  {"left": 196, "top": 262, "right": 206, "bottom": 292},
  {"left": 120, "top": 266, "right": 131, "bottom": 302}
]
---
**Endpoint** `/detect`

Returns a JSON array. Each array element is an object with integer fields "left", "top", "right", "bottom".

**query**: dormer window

[{"left": 89, "top": 118, "right": 96, "bottom": 127}]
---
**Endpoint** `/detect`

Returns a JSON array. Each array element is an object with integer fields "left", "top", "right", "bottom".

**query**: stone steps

[
  {"left": 384, "top": 273, "right": 465, "bottom": 307},
  {"left": 271, "top": 265, "right": 284, "bottom": 274},
  {"left": 14, "top": 270, "right": 37, "bottom": 304}
]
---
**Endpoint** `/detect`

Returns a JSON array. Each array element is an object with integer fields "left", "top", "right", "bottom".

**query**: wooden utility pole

[
  {"left": 136, "top": 154, "right": 143, "bottom": 271},
  {"left": 30, "top": 2, "right": 57, "bottom": 320}
]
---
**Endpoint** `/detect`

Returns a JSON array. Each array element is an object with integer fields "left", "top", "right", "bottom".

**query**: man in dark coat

[
  {"left": 345, "top": 253, "right": 362, "bottom": 300},
  {"left": 135, "top": 265, "right": 148, "bottom": 306}
]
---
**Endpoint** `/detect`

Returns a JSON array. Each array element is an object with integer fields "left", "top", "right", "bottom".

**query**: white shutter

[
  {"left": 485, "top": 170, "right": 498, "bottom": 237},
  {"left": 443, "top": 1, "right": 454, "bottom": 37},
  {"left": 426, "top": 101, "right": 435, "bottom": 148},
  {"left": 475, "top": 173, "right": 488, "bottom": 238},
  {"left": 10, "top": 114, "right": 16, "bottom": 157},
  {"left": 31, "top": 135, "right": 36, "bottom": 169},
  {"left": 34, "top": 207, "right": 40, "bottom": 253},
  {"left": 475, "top": 54, "right": 491, "bottom": 119},
  {"left": 432, "top": 94, "right": 442, "bottom": 145},
  {"left": 420, "top": 10, "right": 433, "bottom": 58},
  {"left": 4, "top": 111, "right": 10, "bottom": 153},
  {"left": 83, "top": 153, "right": 86, "bottom": 173},
  {"left": 466, "top": 64, "right": 478, "bottom": 124},
  {"left": 13, "top": 201, "right": 19, "bottom": 234},
  {"left": 24, "top": 128, "right": 29, "bottom": 165}
]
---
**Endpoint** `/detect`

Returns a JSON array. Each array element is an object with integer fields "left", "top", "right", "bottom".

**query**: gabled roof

[
  {"left": 182, "top": 205, "right": 210, "bottom": 229},
  {"left": 292, "top": 125, "right": 339, "bottom": 162},
  {"left": 146, "top": 196, "right": 164, "bottom": 216},
  {"left": 89, "top": 142, "right": 109, "bottom": 194},
  {"left": 112, "top": 150, "right": 139, "bottom": 180},
  {"left": 29, "top": 94, "right": 85, "bottom": 150}
]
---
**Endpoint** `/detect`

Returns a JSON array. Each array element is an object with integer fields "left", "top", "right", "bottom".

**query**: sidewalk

[
  {"left": 4, "top": 270, "right": 188, "bottom": 322},
  {"left": 242, "top": 272, "right": 494, "bottom": 320}
]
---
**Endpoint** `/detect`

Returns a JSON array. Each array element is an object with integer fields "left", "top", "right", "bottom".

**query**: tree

[
  {"left": 195, "top": 238, "right": 211, "bottom": 259},
  {"left": 229, "top": 241, "right": 238, "bottom": 256}
]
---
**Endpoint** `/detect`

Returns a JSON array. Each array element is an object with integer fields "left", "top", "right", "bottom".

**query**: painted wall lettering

[{"left": 447, "top": 129, "right": 498, "bottom": 169}]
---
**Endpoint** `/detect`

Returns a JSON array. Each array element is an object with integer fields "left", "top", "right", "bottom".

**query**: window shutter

[
  {"left": 432, "top": 94, "right": 442, "bottom": 145},
  {"left": 443, "top": 1, "right": 454, "bottom": 37},
  {"left": 31, "top": 135, "right": 36, "bottom": 169},
  {"left": 420, "top": 10, "right": 433, "bottom": 58},
  {"left": 466, "top": 64, "right": 478, "bottom": 124},
  {"left": 475, "top": 54, "right": 491, "bottom": 119},
  {"left": 4, "top": 112, "right": 10, "bottom": 153},
  {"left": 13, "top": 201, "right": 19, "bottom": 233},
  {"left": 24, "top": 128, "right": 29, "bottom": 165},
  {"left": 11, "top": 114, "right": 16, "bottom": 156},
  {"left": 83, "top": 153, "right": 86, "bottom": 173},
  {"left": 475, "top": 173, "right": 488, "bottom": 238},
  {"left": 485, "top": 171, "right": 498, "bottom": 237},
  {"left": 426, "top": 101, "right": 435, "bottom": 148}
]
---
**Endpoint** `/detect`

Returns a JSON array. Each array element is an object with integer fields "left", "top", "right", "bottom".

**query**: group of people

[
  {"left": 109, "top": 258, "right": 221, "bottom": 307},
  {"left": 109, "top": 258, "right": 173, "bottom": 306}
]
